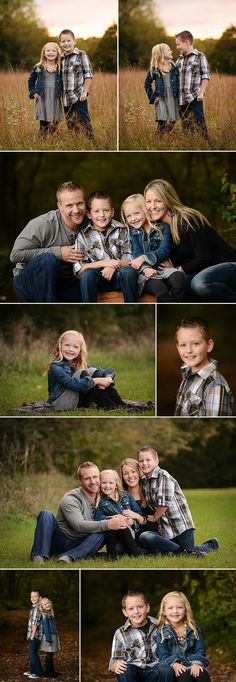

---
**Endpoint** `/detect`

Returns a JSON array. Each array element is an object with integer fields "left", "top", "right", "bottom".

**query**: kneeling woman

[{"left": 48, "top": 329, "right": 125, "bottom": 412}]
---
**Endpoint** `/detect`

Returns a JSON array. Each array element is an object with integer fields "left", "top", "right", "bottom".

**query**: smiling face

[
  {"left": 176, "top": 326, "right": 214, "bottom": 372},
  {"left": 88, "top": 198, "right": 114, "bottom": 231},
  {"left": 138, "top": 450, "right": 158, "bottom": 478},
  {"left": 121, "top": 464, "right": 140, "bottom": 489},
  {"left": 57, "top": 189, "right": 86, "bottom": 231},
  {"left": 44, "top": 43, "right": 59, "bottom": 61},
  {"left": 80, "top": 466, "right": 100, "bottom": 498},
  {"left": 41, "top": 598, "right": 51, "bottom": 612},
  {"left": 145, "top": 189, "right": 170, "bottom": 224},
  {"left": 61, "top": 333, "right": 81, "bottom": 362},
  {"left": 123, "top": 201, "right": 147, "bottom": 229},
  {"left": 59, "top": 33, "right": 76, "bottom": 54},
  {"left": 31, "top": 591, "right": 40, "bottom": 605},
  {"left": 123, "top": 595, "right": 150, "bottom": 628},
  {"left": 100, "top": 471, "right": 117, "bottom": 498},
  {"left": 175, "top": 38, "right": 191, "bottom": 55},
  {"left": 163, "top": 595, "right": 186, "bottom": 627},
  {"left": 163, "top": 44, "right": 173, "bottom": 60}
]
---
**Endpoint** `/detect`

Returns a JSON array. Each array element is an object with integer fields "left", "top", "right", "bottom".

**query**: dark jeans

[
  {"left": 79, "top": 382, "right": 125, "bottom": 410},
  {"left": 144, "top": 272, "right": 185, "bottom": 302},
  {"left": 180, "top": 98, "right": 208, "bottom": 140},
  {"left": 45, "top": 651, "right": 57, "bottom": 675},
  {"left": 79, "top": 266, "right": 139, "bottom": 302},
  {"left": 190, "top": 263, "right": 236, "bottom": 302},
  {"left": 29, "top": 639, "right": 43, "bottom": 677},
  {"left": 157, "top": 120, "right": 175, "bottom": 135},
  {"left": 138, "top": 527, "right": 217, "bottom": 555},
  {"left": 175, "top": 671, "right": 211, "bottom": 682},
  {"left": 31, "top": 510, "right": 105, "bottom": 561},
  {"left": 13, "top": 253, "right": 82, "bottom": 302},
  {"left": 39, "top": 120, "right": 58, "bottom": 134},
  {"left": 64, "top": 99, "right": 93, "bottom": 139},
  {"left": 117, "top": 663, "right": 175, "bottom": 682}
]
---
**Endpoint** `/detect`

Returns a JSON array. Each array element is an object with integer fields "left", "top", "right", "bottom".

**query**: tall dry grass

[
  {"left": 119, "top": 69, "right": 236, "bottom": 150},
  {"left": 0, "top": 69, "right": 117, "bottom": 150}
]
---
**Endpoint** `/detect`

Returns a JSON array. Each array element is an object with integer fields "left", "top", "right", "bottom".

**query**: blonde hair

[
  {"left": 40, "top": 597, "right": 54, "bottom": 617},
  {"left": 38, "top": 42, "right": 61, "bottom": 69},
  {"left": 144, "top": 179, "right": 210, "bottom": 245},
  {"left": 121, "top": 193, "right": 162, "bottom": 237},
  {"left": 157, "top": 591, "right": 199, "bottom": 640},
  {"left": 120, "top": 457, "right": 146, "bottom": 506},
  {"left": 49, "top": 330, "right": 88, "bottom": 370},
  {"left": 150, "top": 43, "right": 173, "bottom": 74},
  {"left": 100, "top": 468, "right": 123, "bottom": 501}
]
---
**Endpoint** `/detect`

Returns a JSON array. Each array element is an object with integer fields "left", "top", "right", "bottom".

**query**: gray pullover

[{"left": 56, "top": 487, "right": 109, "bottom": 540}]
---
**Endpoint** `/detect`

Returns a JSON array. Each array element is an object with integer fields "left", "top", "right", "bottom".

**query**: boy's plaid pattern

[
  {"left": 176, "top": 49, "right": 210, "bottom": 105},
  {"left": 141, "top": 466, "right": 195, "bottom": 539},
  {"left": 175, "top": 359, "right": 233, "bottom": 416},
  {"left": 109, "top": 617, "right": 158, "bottom": 670},
  {"left": 61, "top": 48, "right": 93, "bottom": 105}
]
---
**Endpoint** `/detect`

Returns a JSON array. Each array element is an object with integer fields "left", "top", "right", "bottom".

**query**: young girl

[
  {"left": 47, "top": 330, "right": 125, "bottom": 412},
  {"left": 95, "top": 469, "right": 146, "bottom": 560},
  {"left": 28, "top": 42, "right": 63, "bottom": 135},
  {"left": 156, "top": 591, "right": 211, "bottom": 681},
  {"left": 144, "top": 44, "right": 179, "bottom": 135},
  {"left": 39, "top": 597, "right": 60, "bottom": 678},
  {"left": 121, "top": 193, "right": 185, "bottom": 301}
]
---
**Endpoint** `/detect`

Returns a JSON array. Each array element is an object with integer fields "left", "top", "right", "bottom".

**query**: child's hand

[
  {"left": 34, "top": 93, "right": 39, "bottom": 101},
  {"left": 113, "top": 660, "right": 128, "bottom": 674},
  {"left": 190, "top": 663, "right": 203, "bottom": 677},
  {"left": 130, "top": 256, "right": 145, "bottom": 269},
  {"left": 172, "top": 662, "right": 187, "bottom": 676},
  {"left": 147, "top": 514, "right": 156, "bottom": 522},
  {"left": 160, "top": 259, "right": 174, "bottom": 268},
  {"left": 155, "top": 97, "right": 160, "bottom": 103},
  {"left": 197, "top": 94, "right": 204, "bottom": 101},
  {"left": 101, "top": 266, "right": 116, "bottom": 281},
  {"left": 93, "top": 376, "right": 113, "bottom": 389},
  {"left": 143, "top": 267, "right": 156, "bottom": 277},
  {"left": 122, "top": 510, "right": 137, "bottom": 519}
]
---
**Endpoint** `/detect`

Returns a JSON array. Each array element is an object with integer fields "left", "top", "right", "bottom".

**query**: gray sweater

[{"left": 56, "top": 487, "right": 109, "bottom": 540}]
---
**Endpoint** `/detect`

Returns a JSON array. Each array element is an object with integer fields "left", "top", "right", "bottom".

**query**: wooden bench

[{"left": 97, "top": 292, "right": 157, "bottom": 303}]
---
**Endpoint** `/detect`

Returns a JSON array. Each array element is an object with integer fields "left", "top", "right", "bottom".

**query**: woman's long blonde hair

[
  {"left": 120, "top": 457, "right": 146, "bottom": 506},
  {"left": 157, "top": 591, "right": 199, "bottom": 640},
  {"left": 144, "top": 179, "right": 210, "bottom": 245},
  {"left": 150, "top": 44, "right": 173, "bottom": 74},
  {"left": 49, "top": 330, "right": 88, "bottom": 370},
  {"left": 121, "top": 193, "right": 163, "bottom": 238},
  {"left": 37, "top": 42, "right": 61, "bottom": 69}
]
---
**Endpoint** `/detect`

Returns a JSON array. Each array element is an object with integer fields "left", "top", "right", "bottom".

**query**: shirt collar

[
  {"left": 181, "top": 358, "right": 218, "bottom": 379},
  {"left": 123, "top": 616, "right": 156, "bottom": 631},
  {"left": 141, "top": 465, "right": 160, "bottom": 480},
  {"left": 62, "top": 47, "right": 80, "bottom": 57}
]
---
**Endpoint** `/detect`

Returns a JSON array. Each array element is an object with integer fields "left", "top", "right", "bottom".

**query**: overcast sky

[
  {"left": 156, "top": 0, "right": 235, "bottom": 38},
  {"left": 36, "top": 0, "right": 117, "bottom": 37}
]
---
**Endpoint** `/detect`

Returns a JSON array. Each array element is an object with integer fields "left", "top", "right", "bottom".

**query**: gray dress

[
  {"left": 155, "top": 71, "right": 179, "bottom": 122},
  {"left": 35, "top": 70, "right": 63, "bottom": 122},
  {"left": 39, "top": 632, "right": 61, "bottom": 653}
]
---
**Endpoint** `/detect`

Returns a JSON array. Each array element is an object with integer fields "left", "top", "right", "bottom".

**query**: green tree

[
  {"left": 0, "top": 0, "right": 49, "bottom": 68},
  {"left": 119, "top": 0, "right": 167, "bottom": 66},
  {"left": 209, "top": 25, "right": 236, "bottom": 73},
  {"left": 93, "top": 24, "right": 117, "bottom": 72}
]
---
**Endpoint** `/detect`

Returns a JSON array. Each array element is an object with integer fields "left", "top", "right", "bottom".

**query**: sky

[
  {"left": 156, "top": 0, "right": 235, "bottom": 38},
  {"left": 36, "top": 0, "right": 117, "bottom": 37}
]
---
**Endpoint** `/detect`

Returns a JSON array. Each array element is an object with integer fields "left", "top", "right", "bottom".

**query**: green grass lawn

[
  {"left": 0, "top": 488, "right": 235, "bottom": 569},
  {"left": 0, "top": 349, "right": 155, "bottom": 416}
]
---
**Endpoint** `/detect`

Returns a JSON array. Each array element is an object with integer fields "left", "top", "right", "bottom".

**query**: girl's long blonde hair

[
  {"left": 157, "top": 591, "right": 199, "bottom": 640},
  {"left": 100, "top": 469, "right": 123, "bottom": 501},
  {"left": 150, "top": 44, "right": 173, "bottom": 74},
  {"left": 40, "top": 597, "right": 54, "bottom": 617},
  {"left": 144, "top": 179, "right": 210, "bottom": 245},
  {"left": 121, "top": 193, "right": 163, "bottom": 238},
  {"left": 37, "top": 42, "right": 61, "bottom": 69},
  {"left": 49, "top": 330, "right": 88, "bottom": 370}
]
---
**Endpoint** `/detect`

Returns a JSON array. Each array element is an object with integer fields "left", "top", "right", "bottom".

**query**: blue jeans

[
  {"left": 79, "top": 266, "right": 139, "bottom": 302},
  {"left": 64, "top": 99, "right": 93, "bottom": 139},
  {"left": 117, "top": 663, "right": 175, "bottom": 682},
  {"left": 191, "top": 263, "right": 236, "bottom": 302},
  {"left": 138, "top": 528, "right": 218, "bottom": 555},
  {"left": 13, "top": 252, "right": 82, "bottom": 302},
  {"left": 29, "top": 639, "right": 43, "bottom": 677},
  {"left": 31, "top": 510, "right": 105, "bottom": 561},
  {"left": 180, "top": 98, "right": 208, "bottom": 139}
]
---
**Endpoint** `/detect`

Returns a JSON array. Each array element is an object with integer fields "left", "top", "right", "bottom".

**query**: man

[
  {"left": 175, "top": 30, "right": 210, "bottom": 139},
  {"left": 10, "top": 181, "right": 87, "bottom": 302},
  {"left": 31, "top": 461, "right": 130, "bottom": 564}
]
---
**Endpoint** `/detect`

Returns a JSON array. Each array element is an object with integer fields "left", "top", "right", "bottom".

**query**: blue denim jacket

[
  {"left": 156, "top": 623, "right": 208, "bottom": 667},
  {"left": 145, "top": 65, "right": 179, "bottom": 104},
  {"left": 28, "top": 64, "right": 63, "bottom": 99},
  {"left": 41, "top": 615, "right": 58, "bottom": 642},
  {"left": 95, "top": 492, "right": 144, "bottom": 520},
  {"left": 130, "top": 222, "right": 172, "bottom": 266},
  {"left": 48, "top": 357, "right": 116, "bottom": 403}
]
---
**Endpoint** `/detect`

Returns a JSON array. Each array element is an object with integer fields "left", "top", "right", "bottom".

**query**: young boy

[
  {"left": 175, "top": 30, "right": 210, "bottom": 139},
  {"left": 137, "top": 446, "right": 219, "bottom": 556},
  {"left": 24, "top": 590, "right": 43, "bottom": 679},
  {"left": 59, "top": 29, "right": 94, "bottom": 139},
  {"left": 175, "top": 317, "right": 233, "bottom": 416},
  {"left": 73, "top": 190, "right": 139, "bottom": 302},
  {"left": 109, "top": 590, "right": 174, "bottom": 682}
]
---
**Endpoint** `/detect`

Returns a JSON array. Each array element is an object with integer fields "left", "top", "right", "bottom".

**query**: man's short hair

[
  {"left": 122, "top": 590, "right": 148, "bottom": 609},
  {"left": 59, "top": 29, "right": 75, "bottom": 40},
  {"left": 77, "top": 461, "right": 99, "bottom": 481},
  {"left": 175, "top": 317, "right": 211, "bottom": 343},
  {"left": 137, "top": 446, "right": 158, "bottom": 460},
  {"left": 175, "top": 31, "right": 193, "bottom": 43},
  {"left": 56, "top": 181, "right": 86, "bottom": 202}
]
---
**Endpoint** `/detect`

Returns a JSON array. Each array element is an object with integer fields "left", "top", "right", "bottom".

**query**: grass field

[
  {"left": 119, "top": 70, "right": 236, "bottom": 150},
  {"left": 0, "top": 482, "right": 235, "bottom": 568},
  {"left": 0, "top": 69, "right": 117, "bottom": 150}
]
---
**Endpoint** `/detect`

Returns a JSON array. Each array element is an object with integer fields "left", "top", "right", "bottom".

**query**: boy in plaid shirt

[
  {"left": 59, "top": 29, "right": 94, "bottom": 139},
  {"left": 175, "top": 30, "right": 210, "bottom": 139},
  {"left": 24, "top": 589, "right": 43, "bottom": 679}
]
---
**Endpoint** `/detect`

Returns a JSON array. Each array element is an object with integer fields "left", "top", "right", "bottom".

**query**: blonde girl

[
  {"left": 144, "top": 179, "right": 236, "bottom": 302},
  {"left": 39, "top": 597, "right": 60, "bottom": 678},
  {"left": 95, "top": 469, "right": 146, "bottom": 560},
  {"left": 144, "top": 44, "right": 179, "bottom": 134},
  {"left": 47, "top": 329, "right": 124, "bottom": 412},
  {"left": 156, "top": 591, "right": 211, "bottom": 681},
  {"left": 121, "top": 193, "right": 185, "bottom": 301},
  {"left": 28, "top": 42, "right": 63, "bottom": 135}
]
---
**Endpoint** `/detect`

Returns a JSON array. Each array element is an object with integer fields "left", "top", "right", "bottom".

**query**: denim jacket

[
  {"left": 156, "top": 623, "right": 208, "bottom": 667},
  {"left": 48, "top": 357, "right": 116, "bottom": 403},
  {"left": 95, "top": 492, "right": 144, "bottom": 521},
  {"left": 130, "top": 222, "right": 172, "bottom": 266},
  {"left": 145, "top": 65, "right": 179, "bottom": 104},
  {"left": 41, "top": 615, "right": 58, "bottom": 642},
  {"left": 28, "top": 64, "right": 63, "bottom": 99}
]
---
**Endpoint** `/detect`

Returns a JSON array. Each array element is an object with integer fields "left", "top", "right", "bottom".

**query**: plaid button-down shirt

[
  {"left": 73, "top": 220, "right": 132, "bottom": 274},
  {"left": 175, "top": 359, "right": 233, "bottom": 417},
  {"left": 109, "top": 617, "right": 158, "bottom": 670},
  {"left": 26, "top": 603, "right": 42, "bottom": 640},
  {"left": 61, "top": 47, "right": 93, "bottom": 106},
  {"left": 141, "top": 466, "right": 194, "bottom": 539},
  {"left": 176, "top": 48, "right": 210, "bottom": 105}
]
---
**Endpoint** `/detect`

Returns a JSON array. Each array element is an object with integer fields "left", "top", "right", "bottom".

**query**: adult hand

[
  {"left": 143, "top": 267, "right": 156, "bottom": 277},
  {"left": 147, "top": 514, "right": 156, "bottom": 522},
  {"left": 172, "top": 662, "right": 187, "bottom": 677},
  {"left": 113, "top": 660, "right": 128, "bottom": 674},
  {"left": 160, "top": 259, "right": 174, "bottom": 268},
  {"left": 60, "top": 245, "right": 80, "bottom": 263},
  {"left": 190, "top": 664, "right": 203, "bottom": 677},
  {"left": 130, "top": 256, "right": 145, "bottom": 270},
  {"left": 108, "top": 515, "right": 128, "bottom": 530}
]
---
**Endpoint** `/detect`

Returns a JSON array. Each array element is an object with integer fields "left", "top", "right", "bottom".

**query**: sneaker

[
  {"left": 203, "top": 538, "right": 219, "bottom": 551},
  {"left": 23, "top": 673, "right": 31, "bottom": 677},
  {"left": 32, "top": 555, "right": 45, "bottom": 564},
  {"left": 27, "top": 675, "right": 41, "bottom": 680},
  {"left": 57, "top": 555, "right": 72, "bottom": 563},
  {"left": 191, "top": 549, "right": 208, "bottom": 558}
]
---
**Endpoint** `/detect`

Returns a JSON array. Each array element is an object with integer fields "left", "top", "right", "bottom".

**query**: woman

[{"left": 144, "top": 179, "right": 236, "bottom": 302}]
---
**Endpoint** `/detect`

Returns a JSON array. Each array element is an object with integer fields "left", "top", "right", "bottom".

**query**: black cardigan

[{"left": 171, "top": 221, "right": 236, "bottom": 275}]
